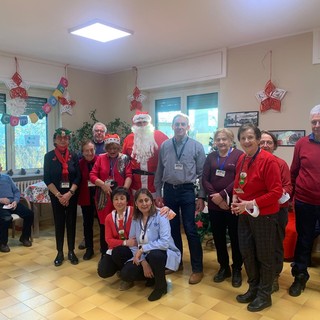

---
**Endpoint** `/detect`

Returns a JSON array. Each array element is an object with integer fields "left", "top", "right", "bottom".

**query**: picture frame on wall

[
  {"left": 224, "top": 111, "right": 259, "bottom": 128},
  {"left": 269, "top": 130, "right": 306, "bottom": 146}
]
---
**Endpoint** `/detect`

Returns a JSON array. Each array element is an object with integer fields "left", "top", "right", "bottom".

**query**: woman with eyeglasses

[
  {"left": 288, "top": 105, "right": 320, "bottom": 297},
  {"left": 202, "top": 128, "right": 243, "bottom": 288},
  {"left": 259, "top": 130, "right": 292, "bottom": 293},
  {"left": 231, "top": 123, "right": 282, "bottom": 312}
]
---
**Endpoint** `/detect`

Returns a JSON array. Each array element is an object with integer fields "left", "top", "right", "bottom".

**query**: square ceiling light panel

[{"left": 69, "top": 20, "right": 133, "bottom": 43}]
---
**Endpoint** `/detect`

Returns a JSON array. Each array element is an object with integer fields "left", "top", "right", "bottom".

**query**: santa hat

[
  {"left": 132, "top": 111, "right": 152, "bottom": 124},
  {"left": 105, "top": 134, "right": 120, "bottom": 145}
]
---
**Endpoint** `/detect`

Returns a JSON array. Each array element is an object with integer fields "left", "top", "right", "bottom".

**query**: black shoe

[
  {"left": 236, "top": 289, "right": 257, "bottom": 303},
  {"left": 83, "top": 249, "right": 94, "bottom": 260},
  {"left": 213, "top": 266, "right": 231, "bottom": 283},
  {"left": 289, "top": 274, "right": 308, "bottom": 297},
  {"left": 78, "top": 239, "right": 86, "bottom": 250},
  {"left": 271, "top": 277, "right": 279, "bottom": 293},
  {"left": 232, "top": 269, "right": 242, "bottom": 288},
  {"left": 148, "top": 287, "right": 167, "bottom": 301},
  {"left": 145, "top": 278, "right": 155, "bottom": 287},
  {"left": 247, "top": 296, "right": 271, "bottom": 312},
  {"left": 0, "top": 244, "right": 10, "bottom": 253},
  {"left": 68, "top": 251, "right": 79, "bottom": 265},
  {"left": 54, "top": 251, "right": 64, "bottom": 267},
  {"left": 19, "top": 236, "right": 32, "bottom": 247}
]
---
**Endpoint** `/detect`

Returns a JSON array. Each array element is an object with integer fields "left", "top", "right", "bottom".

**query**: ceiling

[{"left": 1, "top": 0, "right": 320, "bottom": 75}]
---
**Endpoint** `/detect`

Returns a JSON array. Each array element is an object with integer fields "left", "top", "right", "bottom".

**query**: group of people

[{"left": 2, "top": 104, "right": 320, "bottom": 307}]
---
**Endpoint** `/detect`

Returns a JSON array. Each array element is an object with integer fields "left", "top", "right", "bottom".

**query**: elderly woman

[
  {"left": 120, "top": 188, "right": 181, "bottom": 301},
  {"left": 202, "top": 128, "right": 243, "bottom": 287},
  {"left": 260, "top": 130, "right": 292, "bottom": 293},
  {"left": 289, "top": 105, "right": 320, "bottom": 297},
  {"left": 231, "top": 123, "right": 282, "bottom": 312},
  {"left": 44, "top": 128, "right": 81, "bottom": 266},
  {"left": 78, "top": 140, "right": 98, "bottom": 260},
  {"left": 90, "top": 134, "right": 132, "bottom": 256}
]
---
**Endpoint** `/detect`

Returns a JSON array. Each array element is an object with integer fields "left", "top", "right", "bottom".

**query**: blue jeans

[
  {"left": 292, "top": 200, "right": 320, "bottom": 276},
  {"left": 163, "top": 183, "right": 203, "bottom": 273}
]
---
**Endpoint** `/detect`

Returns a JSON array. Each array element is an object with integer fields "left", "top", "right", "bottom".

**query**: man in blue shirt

[
  {"left": 0, "top": 164, "right": 34, "bottom": 252},
  {"left": 155, "top": 113, "right": 206, "bottom": 284}
]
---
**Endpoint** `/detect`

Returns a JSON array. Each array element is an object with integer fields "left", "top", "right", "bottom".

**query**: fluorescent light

[{"left": 69, "top": 20, "right": 132, "bottom": 43}]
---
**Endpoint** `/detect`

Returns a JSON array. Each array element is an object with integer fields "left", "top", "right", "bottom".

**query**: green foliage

[
  {"left": 69, "top": 110, "right": 131, "bottom": 153},
  {"left": 195, "top": 209, "right": 211, "bottom": 243}
]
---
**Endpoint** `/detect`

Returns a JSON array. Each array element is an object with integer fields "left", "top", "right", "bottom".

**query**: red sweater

[
  {"left": 290, "top": 135, "right": 320, "bottom": 205},
  {"left": 104, "top": 206, "right": 133, "bottom": 249},
  {"left": 275, "top": 156, "right": 292, "bottom": 208},
  {"left": 233, "top": 149, "right": 282, "bottom": 215}
]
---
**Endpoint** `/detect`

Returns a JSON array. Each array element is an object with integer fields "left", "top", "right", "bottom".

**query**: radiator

[{"left": 16, "top": 179, "right": 42, "bottom": 194}]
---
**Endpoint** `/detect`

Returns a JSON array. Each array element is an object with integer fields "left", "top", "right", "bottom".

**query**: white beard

[{"left": 132, "top": 124, "right": 158, "bottom": 164}]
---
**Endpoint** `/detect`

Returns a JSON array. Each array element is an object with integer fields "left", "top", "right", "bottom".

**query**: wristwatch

[
  {"left": 138, "top": 245, "right": 143, "bottom": 252},
  {"left": 69, "top": 189, "right": 75, "bottom": 195}
]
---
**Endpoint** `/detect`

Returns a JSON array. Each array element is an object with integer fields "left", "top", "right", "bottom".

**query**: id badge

[
  {"left": 234, "top": 188, "right": 244, "bottom": 194},
  {"left": 174, "top": 163, "right": 183, "bottom": 170},
  {"left": 216, "top": 169, "right": 226, "bottom": 177},
  {"left": 60, "top": 181, "right": 70, "bottom": 188},
  {"left": 88, "top": 180, "right": 95, "bottom": 187}
]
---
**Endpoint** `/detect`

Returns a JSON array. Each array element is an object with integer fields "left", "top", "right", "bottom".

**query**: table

[{"left": 24, "top": 181, "right": 51, "bottom": 237}]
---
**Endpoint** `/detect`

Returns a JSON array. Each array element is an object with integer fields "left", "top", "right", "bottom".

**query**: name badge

[
  {"left": 88, "top": 181, "right": 95, "bottom": 187},
  {"left": 60, "top": 181, "right": 70, "bottom": 188},
  {"left": 174, "top": 163, "right": 183, "bottom": 170},
  {"left": 216, "top": 169, "right": 226, "bottom": 177},
  {"left": 234, "top": 188, "right": 244, "bottom": 194}
]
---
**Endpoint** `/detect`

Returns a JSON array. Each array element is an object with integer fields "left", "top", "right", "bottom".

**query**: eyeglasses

[
  {"left": 260, "top": 140, "right": 274, "bottom": 146},
  {"left": 94, "top": 129, "right": 105, "bottom": 133},
  {"left": 311, "top": 120, "right": 320, "bottom": 126}
]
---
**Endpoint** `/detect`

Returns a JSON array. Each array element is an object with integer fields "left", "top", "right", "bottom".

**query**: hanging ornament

[
  {"left": 255, "top": 51, "right": 286, "bottom": 112},
  {"left": 127, "top": 67, "right": 146, "bottom": 111},
  {"left": 4, "top": 57, "right": 29, "bottom": 118},
  {"left": 58, "top": 65, "right": 76, "bottom": 115},
  {"left": 59, "top": 90, "right": 76, "bottom": 115}
]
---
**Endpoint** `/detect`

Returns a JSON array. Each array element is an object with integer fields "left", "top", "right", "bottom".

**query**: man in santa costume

[{"left": 122, "top": 111, "right": 168, "bottom": 198}]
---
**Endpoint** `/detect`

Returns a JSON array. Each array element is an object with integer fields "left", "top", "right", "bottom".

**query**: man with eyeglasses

[
  {"left": 92, "top": 122, "right": 108, "bottom": 155},
  {"left": 0, "top": 163, "right": 34, "bottom": 252},
  {"left": 288, "top": 105, "right": 320, "bottom": 297},
  {"left": 259, "top": 130, "right": 292, "bottom": 293},
  {"left": 155, "top": 113, "right": 206, "bottom": 284}
]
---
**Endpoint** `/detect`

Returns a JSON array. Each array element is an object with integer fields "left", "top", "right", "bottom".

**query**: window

[
  {"left": 153, "top": 86, "right": 219, "bottom": 154},
  {"left": 0, "top": 86, "right": 59, "bottom": 173}
]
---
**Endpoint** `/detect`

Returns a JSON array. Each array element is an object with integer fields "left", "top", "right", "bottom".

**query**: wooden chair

[{"left": 11, "top": 196, "right": 32, "bottom": 238}]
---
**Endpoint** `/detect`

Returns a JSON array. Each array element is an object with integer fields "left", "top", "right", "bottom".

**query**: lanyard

[
  {"left": 114, "top": 207, "right": 128, "bottom": 238},
  {"left": 217, "top": 147, "right": 232, "bottom": 170},
  {"left": 109, "top": 156, "right": 118, "bottom": 179},
  {"left": 140, "top": 216, "right": 150, "bottom": 241},
  {"left": 173, "top": 137, "right": 189, "bottom": 162},
  {"left": 239, "top": 147, "right": 260, "bottom": 173}
]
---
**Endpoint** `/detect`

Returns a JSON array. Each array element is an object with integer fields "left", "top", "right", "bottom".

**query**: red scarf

[{"left": 54, "top": 146, "right": 70, "bottom": 181}]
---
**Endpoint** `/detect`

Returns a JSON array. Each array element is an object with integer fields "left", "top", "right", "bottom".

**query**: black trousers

[
  {"left": 0, "top": 203, "right": 34, "bottom": 245},
  {"left": 50, "top": 195, "right": 78, "bottom": 252},
  {"left": 97, "top": 246, "right": 132, "bottom": 278},
  {"left": 121, "top": 249, "right": 167, "bottom": 290},
  {"left": 80, "top": 204, "right": 95, "bottom": 250},
  {"left": 209, "top": 209, "right": 242, "bottom": 271},
  {"left": 274, "top": 207, "right": 288, "bottom": 277},
  {"left": 238, "top": 213, "right": 277, "bottom": 298}
]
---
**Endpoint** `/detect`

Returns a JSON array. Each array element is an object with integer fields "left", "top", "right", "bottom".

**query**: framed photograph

[
  {"left": 224, "top": 111, "right": 259, "bottom": 127},
  {"left": 269, "top": 130, "right": 306, "bottom": 146}
]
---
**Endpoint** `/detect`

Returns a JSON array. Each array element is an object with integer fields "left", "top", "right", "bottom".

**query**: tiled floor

[{"left": 1, "top": 217, "right": 320, "bottom": 320}]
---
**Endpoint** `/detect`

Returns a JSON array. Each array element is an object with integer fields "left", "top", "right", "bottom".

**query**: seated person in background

[
  {"left": 120, "top": 188, "right": 181, "bottom": 301},
  {"left": 97, "top": 187, "right": 136, "bottom": 289},
  {"left": 0, "top": 163, "right": 34, "bottom": 253}
]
